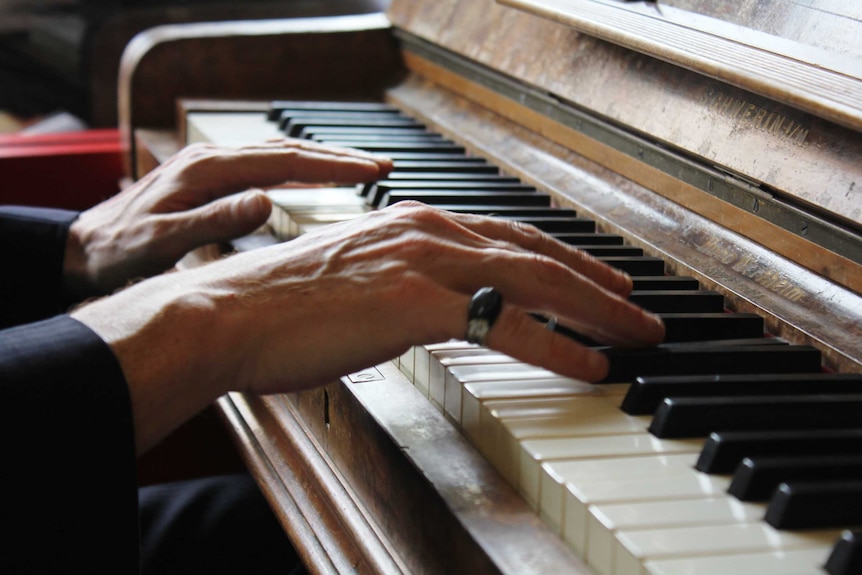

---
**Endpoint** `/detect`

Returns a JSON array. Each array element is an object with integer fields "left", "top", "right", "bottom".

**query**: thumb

[{"left": 184, "top": 190, "right": 273, "bottom": 246}]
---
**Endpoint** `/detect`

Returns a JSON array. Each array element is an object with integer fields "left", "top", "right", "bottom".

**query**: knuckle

[{"left": 527, "top": 252, "right": 571, "bottom": 287}]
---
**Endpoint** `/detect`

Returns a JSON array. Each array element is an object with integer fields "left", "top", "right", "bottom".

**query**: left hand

[{"left": 63, "top": 139, "right": 392, "bottom": 298}]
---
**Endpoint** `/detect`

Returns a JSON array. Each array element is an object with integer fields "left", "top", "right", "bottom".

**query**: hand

[
  {"left": 72, "top": 201, "right": 664, "bottom": 453},
  {"left": 63, "top": 139, "right": 392, "bottom": 298}
]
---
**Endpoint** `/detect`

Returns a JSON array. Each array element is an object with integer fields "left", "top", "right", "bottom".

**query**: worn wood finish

[
  {"left": 387, "top": 0, "right": 862, "bottom": 232},
  {"left": 117, "top": 12, "right": 405, "bottom": 178},
  {"left": 385, "top": 74, "right": 861, "bottom": 374},
  {"left": 218, "top": 363, "right": 589, "bottom": 575},
  {"left": 397, "top": 52, "right": 862, "bottom": 295},
  {"left": 500, "top": 0, "right": 862, "bottom": 131}
]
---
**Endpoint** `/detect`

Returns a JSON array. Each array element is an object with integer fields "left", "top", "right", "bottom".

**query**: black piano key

[
  {"left": 390, "top": 160, "right": 498, "bottom": 173},
  {"left": 267, "top": 100, "right": 397, "bottom": 120},
  {"left": 602, "top": 342, "right": 821, "bottom": 385},
  {"left": 765, "top": 481, "right": 862, "bottom": 530},
  {"left": 368, "top": 181, "right": 536, "bottom": 207},
  {"left": 650, "top": 392, "right": 862, "bottom": 440},
  {"left": 627, "top": 290, "right": 725, "bottom": 313},
  {"left": 729, "top": 455, "right": 862, "bottom": 502},
  {"left": 551, "top": 233, "right": 625, "bottom": 246},
  {"left": 597, "top": 256, "right": 665, "bottom": 276},
  {"left": 571, "top": 245, "right": 644, "bottom": 257},
  {"left": 308, "top": 130, "right": 445, "bottom": 141},
  {"left": 288, "top": 118, "right": 422, "bottom": 138},
  {"left": 361, "top": 172, "right": 524, "bottom": 196},
  {"left": 497, "top": 216, "right": 596, "bottom": 234},
  {"left": 551, "top": 312, "right": 759, "bottom": 347},
  {"left": 379, "top": 152, "right": 495, "bottom": 161},
  {"left": 625, "top": 372, "right": 862, "bottom": 416},
  {"left": 630, "top": 276, "right": 700, "bottom": 291},
  {"left": 376, "top": 172, "right": 522, "bottom": 182},
  {"left": 660, "top": 312, "right": 763, "bottom": 342},
  {"left": 697, "top": 426, "right": 862, "bottom": 474},
  {"left": 280, "top": 110, "right": 406, "bottom": 131},
  {"left": 826, "top": 531, "right": 862, "bottom": 575},
  {"left": 379, "top": 190, "right": 552, "bottom": 208},
  {"left": 434, "top": 206, "right": 579, "bottom": 218},
  {"left": 316, "top": 141, "right": 467, "bottom": 155}
]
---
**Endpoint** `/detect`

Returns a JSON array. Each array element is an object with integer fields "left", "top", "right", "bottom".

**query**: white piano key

[
  {"left": 460, "top": 376, "right": 601, "bottom": 430},
  {"left": 497, "top": 400, "right": 652, "bottom": 492},
  {"left": 448, "top": 363, "right": 564, "bottom": 439},
  {"left": 441, "top": 354, "right": 525, "bottom": 420},
  {"left": 587, "top": 498, "right": 765, "bottom": 575},
  {"left": 398, "top": 345, "right": 416, "bottom": 383},
  {"left": 643, "top": 547, "right": 833, "bottom": 575},
  {"left": 267, "top": 186, "right": 366, "bottom": 210},
  {"left": 615, "top": 523, "right": 841, "bottom": 575},
  {"left": 413, "top": 341, "right": 478, "bottom": 397},
  {"left": 428, "top": 350, "right": 517, "bottom": 411},
  {"left": 474, "top": 394, "right": 647, "bottom": 483},
  {"left": 541, "top": 453, "right": 700, "bottom": 534},
  {"left": 562, "top": 474, "right": 732, "bottom": 558},
  {"left": 519, "top": 434, "right": 702, "bottom": 510}
]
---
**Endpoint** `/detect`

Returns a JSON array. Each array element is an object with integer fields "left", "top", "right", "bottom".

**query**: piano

[{"left": 119, "top": 1, "right": 862, "bottom": 573}]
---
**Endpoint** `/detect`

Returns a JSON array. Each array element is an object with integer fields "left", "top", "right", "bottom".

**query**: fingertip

[
  {"left": 582, "top": 347, "right": 610, "bottom": 382},
  {"left": 236, "top": 189, "right": 272, "bottom": 227},
  {"left": 376, "top": 156, "right": 394, "bottom": 178}
]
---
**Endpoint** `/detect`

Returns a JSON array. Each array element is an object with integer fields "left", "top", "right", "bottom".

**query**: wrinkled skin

[{"left": 70, "top": 140, "right": 664, "bottom": 454}]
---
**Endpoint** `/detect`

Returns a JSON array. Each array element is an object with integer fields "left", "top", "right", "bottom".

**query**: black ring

[{"left": 466, "top": 287, "right": 503, "bottom": 345}]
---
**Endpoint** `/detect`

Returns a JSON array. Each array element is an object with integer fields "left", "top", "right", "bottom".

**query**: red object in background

[{"left": 0, "top": 129, "right": 124, "bottom": 211}]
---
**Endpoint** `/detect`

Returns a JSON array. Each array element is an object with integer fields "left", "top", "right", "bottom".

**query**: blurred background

[{"left": 0, "top": 0, "right": 389, "bottom": 133}]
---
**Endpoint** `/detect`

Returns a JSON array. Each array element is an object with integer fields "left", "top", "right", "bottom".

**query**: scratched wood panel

[{"left": 386, "top": 0, "right": 862, "bottom": 230}]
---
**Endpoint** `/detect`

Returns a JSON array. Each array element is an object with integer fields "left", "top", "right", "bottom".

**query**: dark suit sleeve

[
  {"left": 0, "top": 205, "right": 79, "bottom": 328},
  {"left": 0, "top": 315, "right": 140, "bottom": 573}
]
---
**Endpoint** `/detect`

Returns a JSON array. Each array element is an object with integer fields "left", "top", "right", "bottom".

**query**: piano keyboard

[{"left": 242, "top": 100, "right": 862, "bottom": 575}]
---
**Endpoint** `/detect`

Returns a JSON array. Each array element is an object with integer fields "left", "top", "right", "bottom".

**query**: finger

[
  {"left": 429, "top": 291, "right": 610, "bottom": 382},
  {"left": 166, "top": 190, "right": 273, "bottom": 249},
  {"left": 179, "top": 140, "right": 393, "bottom": 199},
  {"left": 450, "top": 211, "right": 633, "bottom": 296},
  {"left": 259, "top": 137, "right": 395, "bottom": 170},
  {"left": 486, "top": 306, "right": 611, "bottom": 382},
  {"left": 474, "top": 254, "right": 663, "bottom": 347},
  {"left": 375, "top": 204, "right": 661, "bottom": 347}
]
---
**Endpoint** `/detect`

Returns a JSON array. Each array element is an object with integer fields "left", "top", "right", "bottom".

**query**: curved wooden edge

[
  {"left": 215, "top": 363, "right": 590, "bottom": 574},
  {"left": 216, "top": 393, "right": 405, "bottom": 575},
  {"left": 117, "top": 11, "right": 405, "bottom": 178}
]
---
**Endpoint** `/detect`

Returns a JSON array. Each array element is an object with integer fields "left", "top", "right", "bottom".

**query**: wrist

[
  {"left": 62, "top": 218, "right": 95, "bottom": 301},
  {"left": 71, "top": 271, "right": 230, "bottom": 453}
]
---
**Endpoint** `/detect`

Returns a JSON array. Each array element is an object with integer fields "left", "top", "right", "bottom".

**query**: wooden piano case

[{"left": 120, "top": 2, "right": 862, "bottom": 573}]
